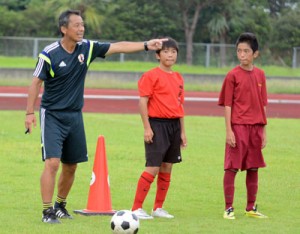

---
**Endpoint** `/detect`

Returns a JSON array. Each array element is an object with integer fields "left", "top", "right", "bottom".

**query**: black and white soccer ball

[{"left": 110, "top": 210, "right": 139, "bottom": 234}]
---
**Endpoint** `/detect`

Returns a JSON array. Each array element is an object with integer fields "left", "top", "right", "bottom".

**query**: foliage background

[{"left": 1, "top": 0, "right": 300, "bottom": 65}]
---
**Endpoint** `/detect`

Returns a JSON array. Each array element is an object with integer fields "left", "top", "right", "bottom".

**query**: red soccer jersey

[
  {"left": 138, "top": 67, "right": 184, "bottom": 118},
  {"left": 218, "top": 66, "right": 267, "bottom": 125}
]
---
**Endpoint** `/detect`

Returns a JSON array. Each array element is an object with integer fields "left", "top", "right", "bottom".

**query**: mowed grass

[
  {"left": 1, "top": 56, "right": 300, "bottom": 94},
  {"left": 1, "top": 56, "right": 300, "bottom": 77},
  {"left": 0, "top": 111, "right": 299, "bottom": 234}
]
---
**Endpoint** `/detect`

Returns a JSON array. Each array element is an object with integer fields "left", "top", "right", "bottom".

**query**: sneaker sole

[
  {"left": 152, "top": 215, "right": 174, "bottom": 219},
  {"left": 42, "top": 219, "right": 61, "bottom": 224},
  {"left": 57, "top": 216, "right": 73, "bottom": 219},
  {"left": 245, "top": 214, "right": 268, "bottom": 218},
  {"left": 136, "top": 216, "right": 153, "bottom": 220},
  {"left": 223, "top": 216, "right": 235, "bottom": 220}
]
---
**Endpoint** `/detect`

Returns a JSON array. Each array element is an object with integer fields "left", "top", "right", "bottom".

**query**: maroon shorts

[{"left": 224, "top": 124, "right": 266, "bottom": 171}]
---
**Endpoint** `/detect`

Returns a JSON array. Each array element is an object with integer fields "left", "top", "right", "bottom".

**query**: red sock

[
  {"left": 132, "top": 171, "right": 155, "bottom": 211},
  {"left": 246, "top": 169, "right": 258, "bottom": 211},
  {"left": 153, "top": 172, "right": 171, "bottom": 210},
  {"left": 223, "top": 170, "right": 237, "bottom": 210}
]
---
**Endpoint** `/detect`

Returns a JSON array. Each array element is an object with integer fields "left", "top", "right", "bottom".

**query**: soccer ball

[{"left": 110, "top": 210, "right": 139, "bottom": 234}]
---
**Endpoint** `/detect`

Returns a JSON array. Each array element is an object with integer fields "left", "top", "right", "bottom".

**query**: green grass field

[
  {"left": 0, "top": 111, "right": 299, "bottom": 233},
  {"left": 1, "top": 56, "right": 300, "bottom": 93},
  {"left": 2, "top": 56, "right": 300, "bottom": 77}
]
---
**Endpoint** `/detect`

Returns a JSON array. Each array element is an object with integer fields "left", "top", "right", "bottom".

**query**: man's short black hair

[
  {"left": 236, "top": 32, "right": 259, "bottom": 53},
  {"left": 156, "top": 37, "right": 179, "bottom": 54},
  {"left": 58, "top": 9, "right": 81, "bottom": 36}
]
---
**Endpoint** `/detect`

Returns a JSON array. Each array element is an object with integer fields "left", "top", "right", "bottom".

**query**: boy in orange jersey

[
  {"left": 218, "top": 32, "right": 268, "bottom": 220},
  {"left": 131, "top": 37, "right": 187, "bottom": 219}
]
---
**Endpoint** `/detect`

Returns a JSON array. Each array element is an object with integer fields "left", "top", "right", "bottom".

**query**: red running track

[{"left": 0, "top": 86, "right": 299, "bottom": 118}]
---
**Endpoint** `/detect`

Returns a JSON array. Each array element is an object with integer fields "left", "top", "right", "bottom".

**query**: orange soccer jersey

[{"left": 138, "top": 67, "right": 184, "bottom": 118}]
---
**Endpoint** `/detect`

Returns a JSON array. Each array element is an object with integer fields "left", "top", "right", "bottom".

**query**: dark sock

[
  {"left": 43, "top": 202, "right": 53, "bottom": 211},
  {"left": 223, "top": 170, "right": 237, "bottom": 210},
  {"left": 54, "top": 195, "right": 66, "bottom": 208},
  {"left": 246, "top": 169, "right": 258, "bottom": 211}
]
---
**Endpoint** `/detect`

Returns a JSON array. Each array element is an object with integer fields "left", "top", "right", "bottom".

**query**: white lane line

[
  {"left": 0, "top": 93, "right": 28, "bottom": 98},
  {"left": 1, "top": 93, "right": 300, "bottom": 104}
]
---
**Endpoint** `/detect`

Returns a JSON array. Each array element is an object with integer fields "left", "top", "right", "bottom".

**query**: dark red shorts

[{"left": 224, "top": 124, "right": 266, "bottom": 171}]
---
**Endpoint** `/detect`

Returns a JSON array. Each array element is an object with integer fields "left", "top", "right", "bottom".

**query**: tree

[
  {"left": 100, "top": 0, "right": 181, "bottom": 41},
  {"left": 267, "top": 0, "right": 300, "bottom": 17},
  {"left": 0, "top": 6, "right": 27, "bottom": 36},
  {"left": 226, "top": 1, "right": 271, "bottom": 48},
  {"left": 45, "top": 0, "right": 111, "bottom": 38},
  {"left": 0, "top": 0, "right": 30, "bottom": 10},
  {"left": 21, "top": 0, "right": 57, "bottom": 37},
  {"left": 270, "top": 8, "right": 300, "bottom": 66},
  {"left": 179, "top": 0, "right": 205, "bottom": 65},
  {"left": 207, "top": 14, "right": 229, "bottom": 67},
  {"left": 162, "top": 0, "right": 225, "bottom": 65},
  {"left": 1, "top": 0, "right": 299, "bottom": 67},
  {"left": 170, "top": 0, "right": 220, "bottom": 65},
  {"left": 206, "top": 0, "right": 234, "bottom": 67}
]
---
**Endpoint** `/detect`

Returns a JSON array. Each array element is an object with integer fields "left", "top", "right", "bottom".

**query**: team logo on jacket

[{"left": 78, "top": 54, "right": 85, "bottom": 64}]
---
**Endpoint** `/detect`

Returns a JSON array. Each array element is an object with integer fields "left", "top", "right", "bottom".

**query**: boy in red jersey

[
  {"left": 131, "top": 37, "right": 187, "bottom": 219},
  {"left": 218, "top": 32, "right": 268, "bottom": 219}
]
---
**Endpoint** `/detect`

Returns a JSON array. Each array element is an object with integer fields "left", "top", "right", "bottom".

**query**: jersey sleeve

[
  {"left": 32, "top": 55, "right": 51, "bottom": 80},
  {"left": 91, "top": 41, "right": 110, "bottom": 59},
  {"left": 178, "top": 73, "right": 185, "bottom": 104},
  {"left": 138, "top": 71, "right": 155, "bottom": 97},
  {"left": 218, "top": 72, "right": 235, "bottom": 107},
  {"left": 261, "top": 71, "right": 268, "bottom": 106}
]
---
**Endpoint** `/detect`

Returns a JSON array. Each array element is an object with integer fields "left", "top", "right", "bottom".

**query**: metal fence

[
  {"left": 1, "top": 36, "right": 298, "bottom": 68},
  {"left": 292, "top": 47, "right": 300, "bottom": 68}
]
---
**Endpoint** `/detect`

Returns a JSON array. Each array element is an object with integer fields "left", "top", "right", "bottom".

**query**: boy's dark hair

[
  {"left": 156, "top": 37, "right": 179, "bottom": 54},
  {"left": 236, "top": 32, "right": 259, "bottom": 53},
  {"left": 59, "top": 9, "right": 81, "bottom": 36}
]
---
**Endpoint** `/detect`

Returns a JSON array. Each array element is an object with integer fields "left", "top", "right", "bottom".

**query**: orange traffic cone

[{"left": 74, "top": 135, "right": 116, "bottom": 216}]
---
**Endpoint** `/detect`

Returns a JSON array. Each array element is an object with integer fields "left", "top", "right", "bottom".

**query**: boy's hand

[
  {"left": 226, "top": 130, "right": 236, "bottom": 147},
  {"left": 262, "top": 129, "right": 267, "bottom": 149},
  {"left": 144, "top": 127, "right": 154, "bottom": 144},
  {"left": 181, "top": 133, "right": 187, "bottom": 149}
]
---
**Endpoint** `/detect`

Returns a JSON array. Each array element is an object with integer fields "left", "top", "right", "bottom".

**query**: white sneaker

[
  {"left": 151, "top": 208, "right": 174, "bottom": 219},
  {"left": 132, "top": 208, "right": 153, "bottom": 220}
]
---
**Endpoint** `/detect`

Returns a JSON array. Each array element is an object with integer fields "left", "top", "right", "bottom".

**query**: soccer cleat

[
  {"left": 223, "top": 207, "right": 235, "bottom": 220},
  {"left": 132, "top": 208, "right": 153, "bottom": 220},
  {"left": 245, "top": 205, "right": 268, "bottom": 218},
  {"left": 42, "top": 207, "right": 61, "bottom": 224},
  {"left": 151, "top": 208, "right": 174, "bottom": 219},
  {"left": 54, "top": 201, "right": 73, "bottom": 219}
]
